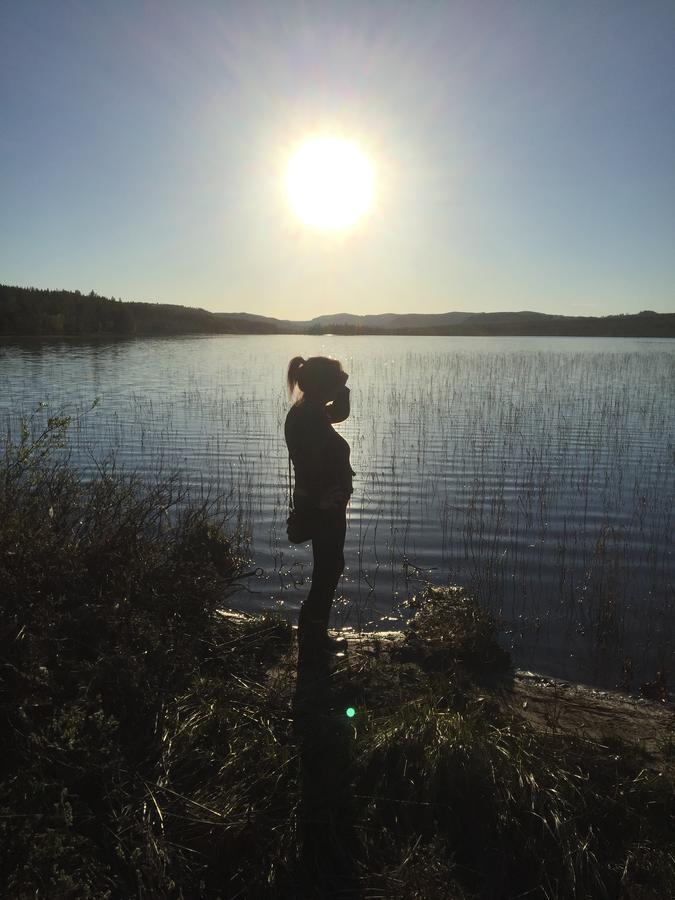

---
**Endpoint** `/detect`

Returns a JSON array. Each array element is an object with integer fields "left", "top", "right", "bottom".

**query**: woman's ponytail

[{"left": 287, "top": 356, "right": 305, "bottom": 397}]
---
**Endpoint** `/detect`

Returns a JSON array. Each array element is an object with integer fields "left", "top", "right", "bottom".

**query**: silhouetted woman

[{"left": 285, "top": 355, "right": 354, "bottom": 662}]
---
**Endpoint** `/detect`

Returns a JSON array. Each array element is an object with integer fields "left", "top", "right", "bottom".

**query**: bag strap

[{"left": 288, "top": 451, "right": 294, "bottom": 510}]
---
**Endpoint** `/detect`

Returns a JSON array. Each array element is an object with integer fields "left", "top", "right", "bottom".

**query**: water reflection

[{"left": 1, "top": 334, "right": 673, "bottom": 689}]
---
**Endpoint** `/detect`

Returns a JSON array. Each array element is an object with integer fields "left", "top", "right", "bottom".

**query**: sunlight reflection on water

[{"left": 1, "top": 334, "right": 673, "bottom": 689}]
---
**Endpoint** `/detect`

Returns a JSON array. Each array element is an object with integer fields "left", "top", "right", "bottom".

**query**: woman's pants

[{"left": 298, "top": 506, "right": 346, "bottom": 646}]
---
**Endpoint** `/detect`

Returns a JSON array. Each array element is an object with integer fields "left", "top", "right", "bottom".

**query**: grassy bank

[{"left": 1, "top": 417, "right": 673, "bottom": 898}]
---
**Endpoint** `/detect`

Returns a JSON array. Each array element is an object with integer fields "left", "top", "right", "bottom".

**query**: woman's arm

[{"left": 326, "top": 386, "right": 350, "bottom": 423}]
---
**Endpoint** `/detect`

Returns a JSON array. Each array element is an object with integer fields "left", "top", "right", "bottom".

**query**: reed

[{"left": 2, "top": 340, "right": 672, "bottom": 686}]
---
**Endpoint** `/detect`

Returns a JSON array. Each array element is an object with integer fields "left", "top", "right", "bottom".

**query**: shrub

[
  {"left": 0, "top": 410, "right": 294, "bottom": 896},
  {"left": 395, "top": 584, "right": 512, "bottom": 675}
]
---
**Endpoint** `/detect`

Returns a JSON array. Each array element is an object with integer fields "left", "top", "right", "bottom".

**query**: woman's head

[{"left": 287, "top": 355, "right": 348, "bottom": 402}]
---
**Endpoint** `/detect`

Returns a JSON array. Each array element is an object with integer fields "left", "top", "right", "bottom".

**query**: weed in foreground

[{"left": 1, "top": 418, "right": 673, "bottom": 898}]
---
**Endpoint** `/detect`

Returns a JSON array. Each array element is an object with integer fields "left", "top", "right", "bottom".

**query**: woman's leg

[{"left": 298, "top": 507, "right": 346, "bottom": 649}]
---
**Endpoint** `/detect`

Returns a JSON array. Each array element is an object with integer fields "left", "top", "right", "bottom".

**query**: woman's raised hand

[{"left": 327, "top": 385, "right": 350, "bottom": 423}]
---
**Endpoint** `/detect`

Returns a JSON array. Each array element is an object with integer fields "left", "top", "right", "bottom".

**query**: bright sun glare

[{"left": 285, "top": 136, "right": 375, "bottom": 230}]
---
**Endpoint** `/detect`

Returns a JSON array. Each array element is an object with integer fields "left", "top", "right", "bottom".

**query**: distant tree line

[
  {"left": 387, "top": 311, "right": 675, "bottom": 338},
  {"left": 0, "top": 285, "right": 277, "bottom": 336},
  {"left": 307, "top": 312, "right": 674, "bottom": 337},
  {"left": 305, "top": 312, "right": 675, "bottom": 337},
  {"left": 1, "top": 284, "right": 673, "bottom": 337}
]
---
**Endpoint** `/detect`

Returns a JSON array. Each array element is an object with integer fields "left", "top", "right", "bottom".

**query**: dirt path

[{"left": 506, "top": 669, "right": 674, "bottom": 767}]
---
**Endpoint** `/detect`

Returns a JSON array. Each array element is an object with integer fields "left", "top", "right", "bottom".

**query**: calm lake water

[{"left": 2, "top": 334, "right": 673, "bottom": 689}]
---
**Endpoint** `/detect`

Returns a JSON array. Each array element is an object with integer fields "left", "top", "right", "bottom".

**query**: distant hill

[
  {"left": 0, "top": 285, "right": 277, "bottom": 336},
  {"left": 215, "top": 308, "right": 675, "bottom": 338},
  {"left": 1, "top": 284, "right": 674, "bottom": 337},
  {"left": 308, "top": 311, "right": 473, "bottom": 330}
]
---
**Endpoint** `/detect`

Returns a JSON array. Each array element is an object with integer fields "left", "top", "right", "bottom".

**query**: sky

[{"left": 1, "top": 0, "right": 674, "bottom": 319}]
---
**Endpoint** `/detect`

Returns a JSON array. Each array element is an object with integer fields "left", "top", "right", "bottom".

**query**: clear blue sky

[{"left": 1, "top": 0, "right": 674, "bottom": 319}]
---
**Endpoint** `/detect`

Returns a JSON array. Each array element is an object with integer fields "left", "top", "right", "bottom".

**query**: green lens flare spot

[{"left": 345, "top": 707, "right": 356, "bottom": 718}]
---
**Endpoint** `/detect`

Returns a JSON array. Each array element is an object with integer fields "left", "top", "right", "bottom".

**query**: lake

[{"left": 1, "top": 334, "right": 673, "bottom": 690}]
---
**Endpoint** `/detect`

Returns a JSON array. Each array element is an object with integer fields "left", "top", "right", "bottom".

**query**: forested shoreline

[
  {"left": 2, "top": 283, "right": 673, "bottom": 337},
  {"left": 0, "top": 285, "right": 276, "bottom": 337}
]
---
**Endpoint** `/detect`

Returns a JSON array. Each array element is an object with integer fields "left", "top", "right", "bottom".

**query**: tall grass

[{"left": 1, "top": 419, "right": 673, "bottom": 898}]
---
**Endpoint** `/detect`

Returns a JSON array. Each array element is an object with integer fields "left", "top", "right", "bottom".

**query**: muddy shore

[{"left": 223, "top": 605, "right": 674, "bottom": 774}]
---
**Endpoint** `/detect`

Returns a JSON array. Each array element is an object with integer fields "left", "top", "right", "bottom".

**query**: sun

[{"left": 285, "top": 136, "right": 375, "bottom": 230}]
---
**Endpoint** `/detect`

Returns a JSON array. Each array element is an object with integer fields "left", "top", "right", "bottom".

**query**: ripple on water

[{"left": 1, "top": 334, "right": 673, "bottom": 689}]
